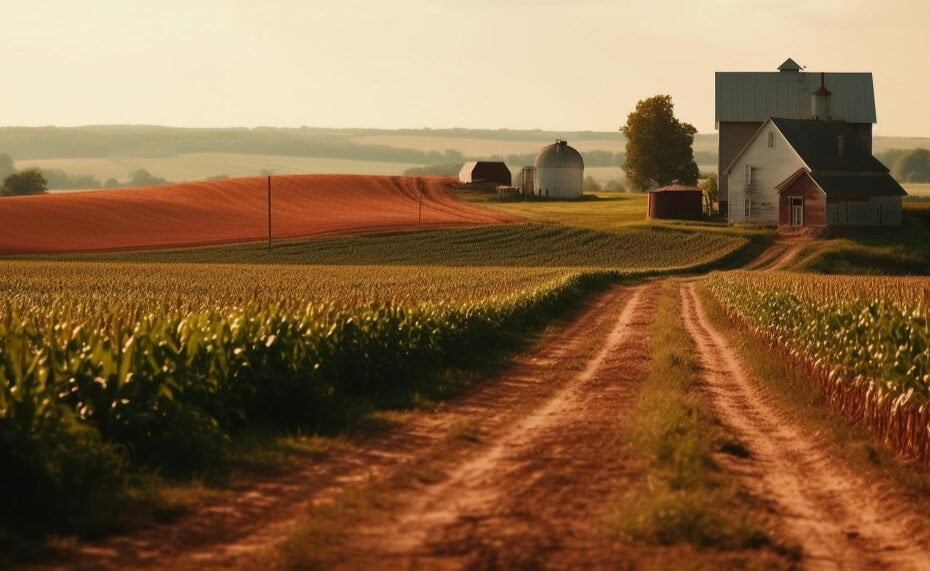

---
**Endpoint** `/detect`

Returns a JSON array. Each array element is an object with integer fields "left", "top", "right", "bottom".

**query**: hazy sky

[{"left": 2, "top": 0, "right": 929, "bottom": 136}]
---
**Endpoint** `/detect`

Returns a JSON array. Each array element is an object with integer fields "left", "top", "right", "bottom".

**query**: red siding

[
  {"left": 779, "top": 173, "right": 826, "bottom": 227},
  {"left": 647, "top": 190, "right": 703, "bottom": 220}
]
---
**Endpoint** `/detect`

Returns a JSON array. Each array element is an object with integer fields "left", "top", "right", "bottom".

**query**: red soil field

[{"left": 0, "top": 175, "right": 514, "bottom": 254}]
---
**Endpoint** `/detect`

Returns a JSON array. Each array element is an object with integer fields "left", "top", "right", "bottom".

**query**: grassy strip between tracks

[{"left": 606, "top": 280, "right": 792, "bottom": 565}]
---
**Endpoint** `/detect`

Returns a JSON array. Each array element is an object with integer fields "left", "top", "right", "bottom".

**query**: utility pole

[{"left": 267, "top": 175, "right": 272, "bottom": 252}]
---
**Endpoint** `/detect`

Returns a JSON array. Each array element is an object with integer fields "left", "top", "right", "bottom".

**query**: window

[
  {"left": 767, "top": 131, "right": 775, "bottom": 148},
  {"left": 745, "top": 164, "right": 753, "bottom": 185},
  {"left": 744, "top": 198, "right": 751, "bottom": 218}
]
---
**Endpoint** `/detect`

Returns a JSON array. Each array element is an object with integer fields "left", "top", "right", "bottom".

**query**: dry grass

[{"left": 606, "top": 280, "right": 787, "bottom": 562}]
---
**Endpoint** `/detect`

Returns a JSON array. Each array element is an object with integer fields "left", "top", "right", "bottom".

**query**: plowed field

[{"left": 0, "top": 175, "right": 512, "bottom": 253}]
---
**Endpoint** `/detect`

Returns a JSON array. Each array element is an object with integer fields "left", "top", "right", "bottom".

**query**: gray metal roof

[{"left": 715, "top": 71, "right": 876, "bottom": 124}]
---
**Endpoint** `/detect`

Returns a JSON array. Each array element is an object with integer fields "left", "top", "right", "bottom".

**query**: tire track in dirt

[
  {"left": 330, "top": 283, "right": 657, "bottom": 569},
  {"left": 47, "top": 284, "right": 641, "bottom": 570},
  {"left": 681, "top": 281, "right": 930, "bottom": 570},
  {"left": 743, "top": 241, "right": 805, "bottom": 271}
]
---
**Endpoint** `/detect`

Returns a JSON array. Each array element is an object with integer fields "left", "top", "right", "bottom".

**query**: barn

[
  {"left": 647, "top": 185, "right": 703, "bottom": 220},
  {"left": 458, "top": 161, "right": 511, "bottom": 186},
  {"left": 727, "top": 116, "right": 905, "bottom": 229},
  {"left": 716, "top": 59, "right": 876, "bottom": 218},
  {"left": 533, "top": 140, "right": 584, "bottom": 199}
]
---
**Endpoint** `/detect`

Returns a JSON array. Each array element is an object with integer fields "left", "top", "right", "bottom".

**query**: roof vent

[
  {"left": 778, "top": 57, "right": 802, "bottom": 72},
  {"left": 812, "top": 72, "right": 833, "bottom": 120}
]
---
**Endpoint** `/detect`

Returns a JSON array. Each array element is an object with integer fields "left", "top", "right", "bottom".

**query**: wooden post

[{"left": 267, "top": 175, "right": 272, "bottom": 252}]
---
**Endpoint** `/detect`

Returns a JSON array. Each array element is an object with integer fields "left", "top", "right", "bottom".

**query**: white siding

[
  {"left": 727, "top": 124, "right": 804, "bottom": 224},
  {"left": 534, "top": 167, "right": 583, "bottom": 199}
]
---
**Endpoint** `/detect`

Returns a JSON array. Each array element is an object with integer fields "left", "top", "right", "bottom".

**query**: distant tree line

[
  {"left": 877, "top": 148, "right": 930, "bottom": 183},
  {"left": 0, "top": 153, "right": 170, "bottom": 195}
]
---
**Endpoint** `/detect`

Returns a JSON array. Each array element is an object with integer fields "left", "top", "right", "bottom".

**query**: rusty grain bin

[{"left": 647, "top": 184, "right": 703, "bottom": 220}]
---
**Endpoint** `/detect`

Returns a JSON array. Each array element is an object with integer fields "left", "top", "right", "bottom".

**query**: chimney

[
  {"left": 837, "top": 136, "right": 845, "bottom": 159},
  {"left": 812, "top": 72, "right": 833, "bottom": 120}
]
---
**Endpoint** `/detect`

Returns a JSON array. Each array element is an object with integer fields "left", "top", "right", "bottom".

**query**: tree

[
  {"left": 603, "top": 179, "right": 626, "bottom": 192},
  {"left": 1, "top": 168, "right": 48, "bottom": 196},
  {"left": 620, "top": 95, "right": 699, "bottom": 191},
  {"left": 104, "top": 177, "right": 121, "bottom": 188},
  {"left": 128, "top": 169, "right": 168, "bottom": 187},
  {"left": 583, "top": 176, "right": 602, "bottom": 192},
  {"left": 0, "top": 153, "right": 15, "bottom": 180},
  {"left": 698, "top": 172, "right": 719, "bottom": 216},
  {"left": 894, "top": 148, "right": 930, "bottom": 183}
]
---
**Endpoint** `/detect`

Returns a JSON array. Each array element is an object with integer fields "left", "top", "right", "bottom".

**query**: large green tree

[
  {"left": 620, "top": 95, "right": 699, "bottom": 191},
  {"left": 894, "top": 148, "right": 930, "bottom": 183},
  {"left": 1, "top": 167, "right": 48, "bottom": 196}
]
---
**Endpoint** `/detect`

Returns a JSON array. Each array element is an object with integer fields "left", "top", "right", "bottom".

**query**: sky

[{"left": 2, "top": 0, "right": 929, "bottom": 136}]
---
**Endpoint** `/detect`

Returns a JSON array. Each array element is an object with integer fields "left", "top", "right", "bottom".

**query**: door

[{"left": 790, "top": 197, "right": 804, "bottom": 227}]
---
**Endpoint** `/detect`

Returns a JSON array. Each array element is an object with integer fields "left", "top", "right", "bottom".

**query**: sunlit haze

[{"left": 3, "top": 0, "right": 929, "bottom": 135}]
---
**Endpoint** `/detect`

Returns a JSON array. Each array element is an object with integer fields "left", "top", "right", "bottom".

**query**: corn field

[
  {"left": 706, "top": 271, "right": 930, "bottom": 462},
  {"left": 0, "top": 261, "right": 618, "bottom": 531}
]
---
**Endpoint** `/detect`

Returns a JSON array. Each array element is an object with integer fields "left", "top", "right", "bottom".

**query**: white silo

[{"left": 533, "top": 139, "right": 584, "bottom": 199}]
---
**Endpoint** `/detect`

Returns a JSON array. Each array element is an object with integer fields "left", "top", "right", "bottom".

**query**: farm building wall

[
  {"left": 826, "top": 196, "right": 902, "bottom": 226},
  {"left": 458, "top": 162, "right": 511, "bottom": 186},
  {"left": 718, "top": 121, "right": 762, "bottom": 216},
  {"left": 778, "top": 174, "right": 826, "bottom": 227},
  {"left": 726, "top": 123, "right": 803, "bottom": 224},
  {"left": 534, "top": 167, "right": 583, "bottom": 199},
  {"left": 648, "top": 191, "right": 703, "bottom": 220}
]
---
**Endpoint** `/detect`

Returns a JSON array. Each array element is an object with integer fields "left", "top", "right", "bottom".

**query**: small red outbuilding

[{"left": 647, "top": 184, "right": 703, "bottom": 220}]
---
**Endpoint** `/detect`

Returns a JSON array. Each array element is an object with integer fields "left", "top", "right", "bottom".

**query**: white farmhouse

[
  {"left": 726, "top": 117, "right": 905, "bottom": 229},
  {"left": 716, "top": 58, "right": 876, "bottom": 218}
]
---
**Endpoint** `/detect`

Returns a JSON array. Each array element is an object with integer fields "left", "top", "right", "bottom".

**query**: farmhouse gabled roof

[
  {"left": 771, "top": 118, "right": 888, "bottom": 173},
  {"left": 715, "top": 65, "right": 876, "bottom": 124},
  {"left": 724, "top": 117, "right": 887, "bottom": 176},
  {"left": 725, "top": 117, "right": 907, "bottom": 198},
  {"left": 776, "top": 169, "right": 907, "bottom": 198}
]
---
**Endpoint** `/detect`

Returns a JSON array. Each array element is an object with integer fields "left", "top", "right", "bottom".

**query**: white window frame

[
  {"left": 744, "top": 198, "right": 751, "bottom": 218},
  {"left": 745, "top": 164, "right": 753, "bottom": 185}
]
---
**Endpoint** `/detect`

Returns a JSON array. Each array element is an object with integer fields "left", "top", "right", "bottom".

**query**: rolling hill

[{"left": 0, "top": 174, "right": 513, "bottom": 253}]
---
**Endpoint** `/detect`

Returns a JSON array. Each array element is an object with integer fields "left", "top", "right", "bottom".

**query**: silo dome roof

[{"left": 534, "top": 140, "right": 584, "bottom": 169}]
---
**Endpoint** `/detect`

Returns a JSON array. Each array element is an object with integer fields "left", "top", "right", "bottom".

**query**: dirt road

[
  {"left": 742, "top": 240, "right": 807, "bottom": 271},
  {"left": 327, "top": 284, "right": 656, "bottom": 569},
  {"left": 681, "top": 282, "right": 930, "bottom": 569},
  {"left": 44, "top": 277, "right": 930, "bottom": 569},
  {"left": 55, "top": 283, "right": 655, "bottom": 569}
]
